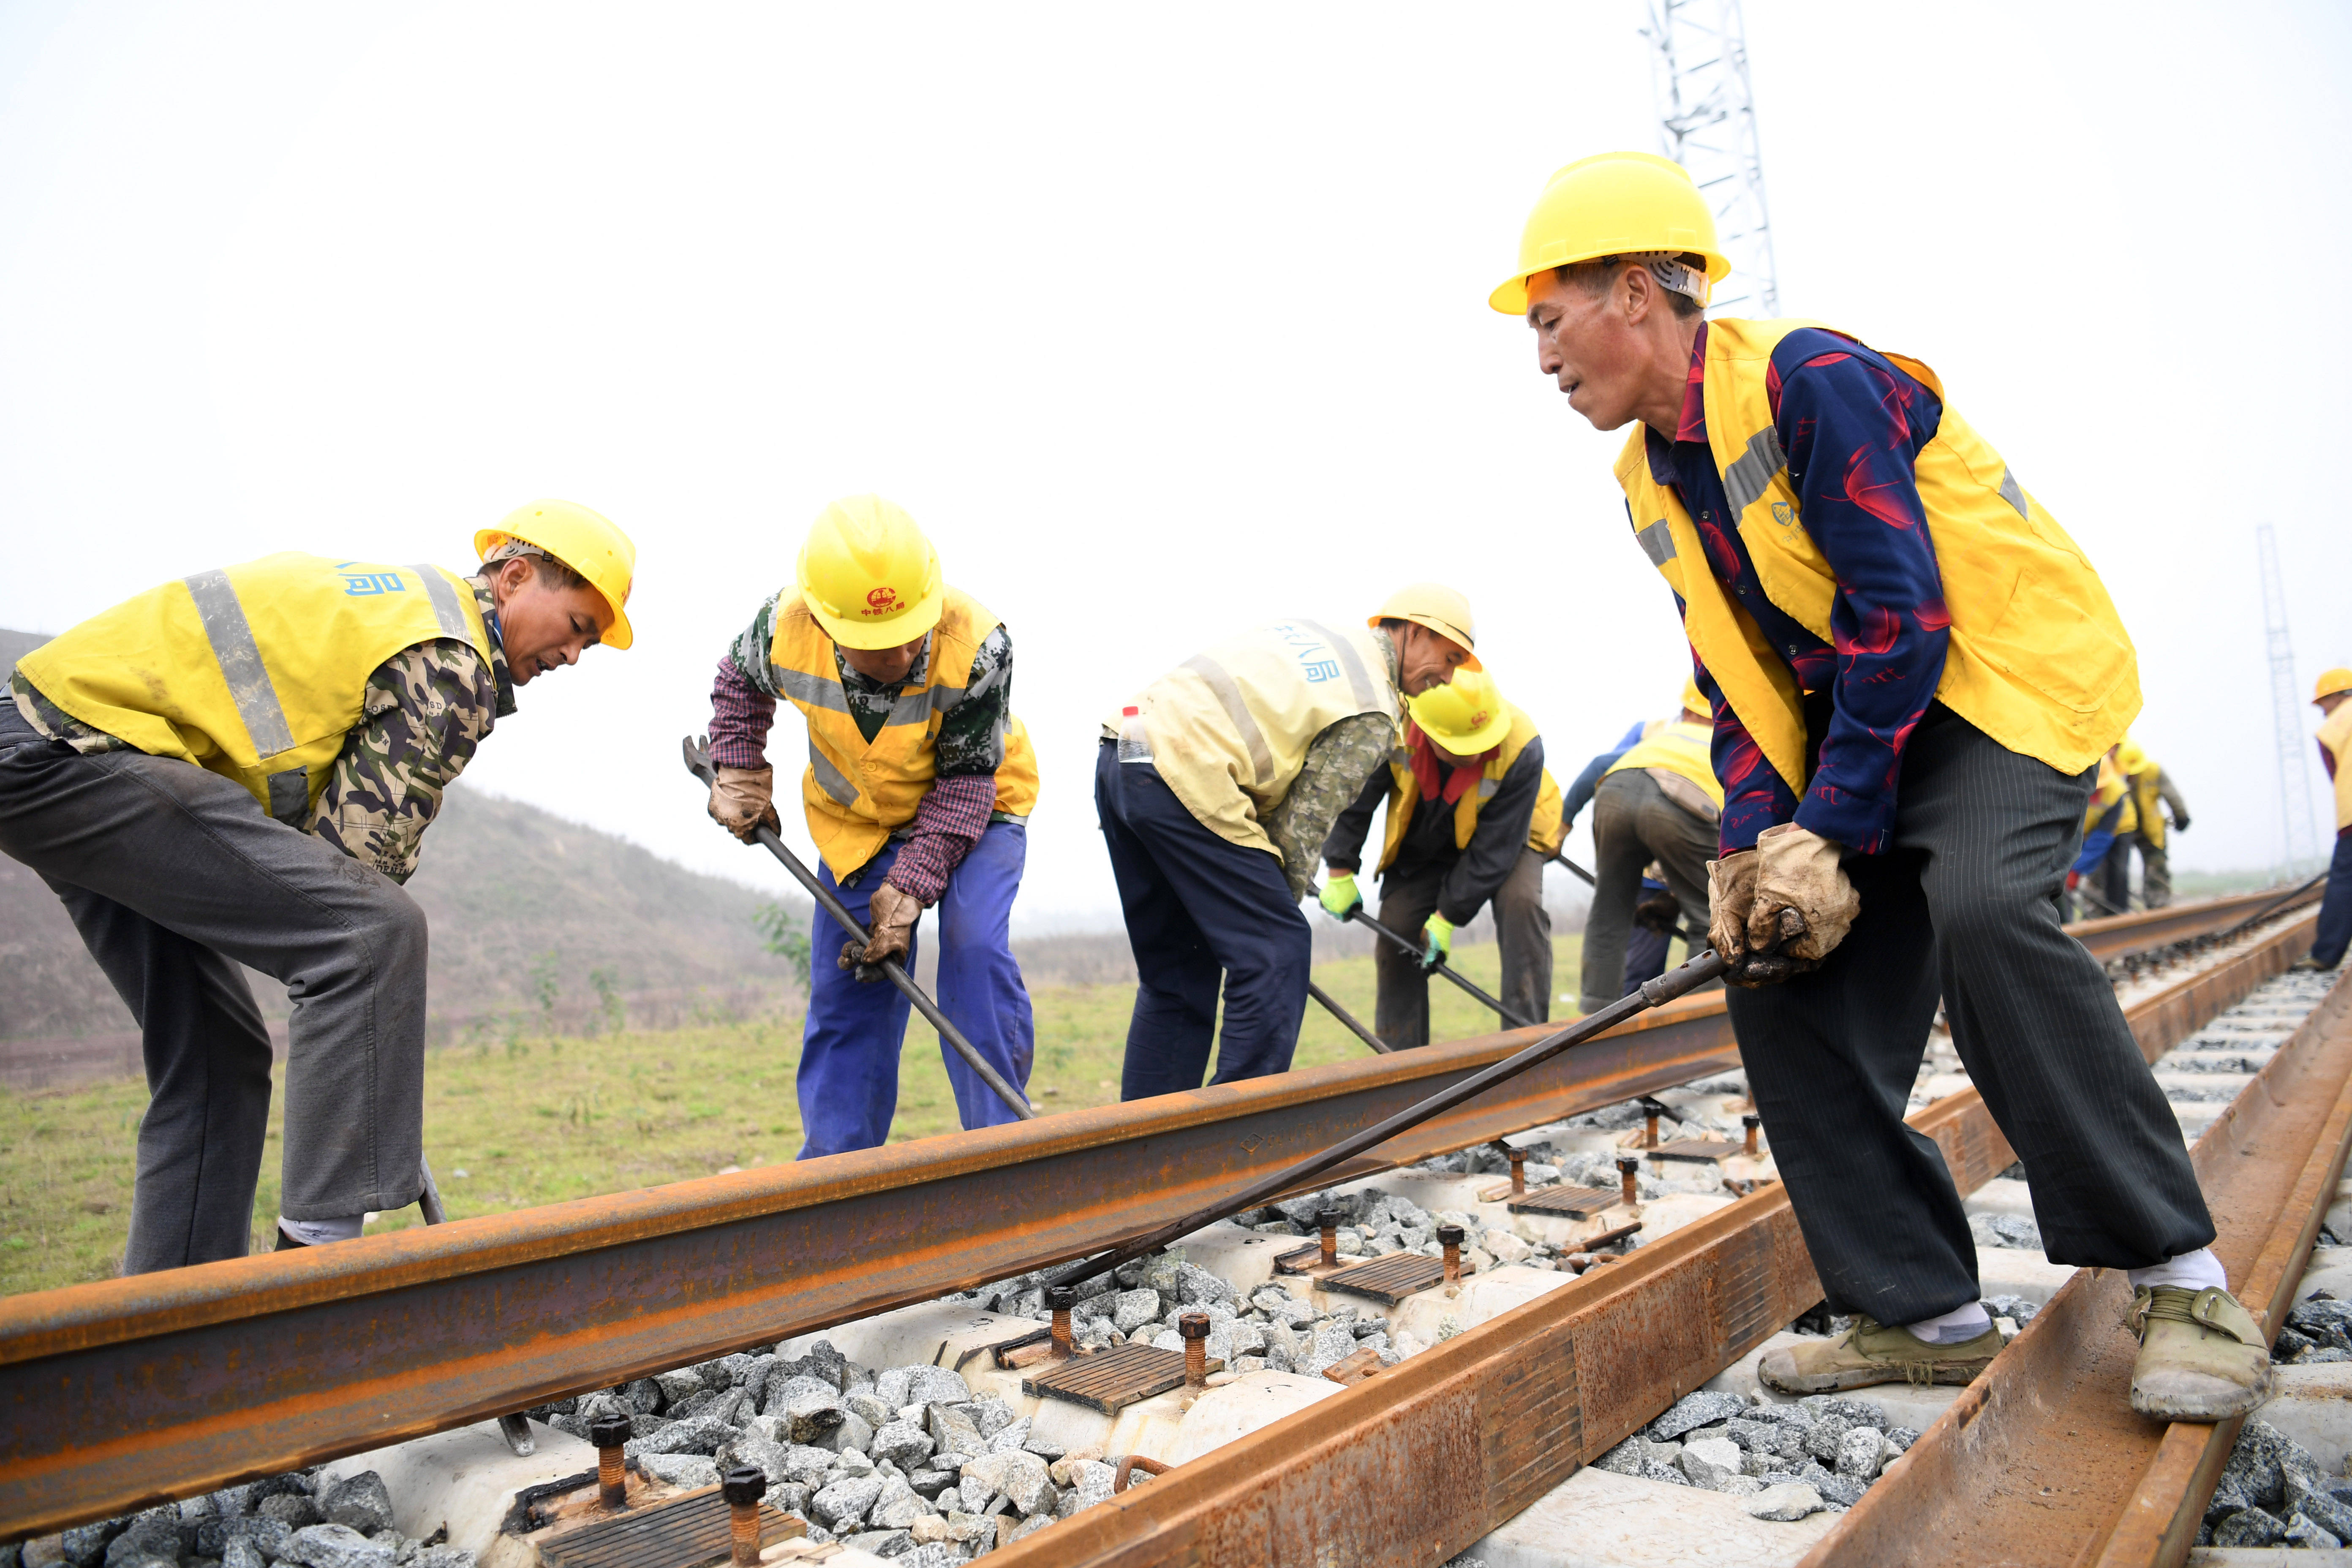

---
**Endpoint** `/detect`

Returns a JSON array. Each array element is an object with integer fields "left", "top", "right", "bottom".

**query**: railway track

[{"left": 0, "top": 887, "right": 2328, "bottom": 1554}]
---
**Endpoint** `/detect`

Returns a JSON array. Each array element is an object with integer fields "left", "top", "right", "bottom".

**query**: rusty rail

[
  {"left": 1810, "top": 941, "right": 2352, "bottom": 1567},
  {"left": 0, "top": 891, "right": 2310, "bottom": 1537},
  {"left": 987, "top": 908, "right": 2321, "bottom": 1567}
]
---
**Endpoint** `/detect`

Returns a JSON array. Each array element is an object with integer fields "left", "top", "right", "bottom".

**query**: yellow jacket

[
  {"left": 1613, "top": 317, "right": 2139, "bottom": 797},
  {"left": 1605, "top": 716, "right": 1724, "bottom": 822},
  {"left": 16, "top": 553, "right": 488, "bottom": 823},
  {"left": 769, "top": 584, "right": 1039, "bottom": 879},
  {"left": 2085, "top": 754, "right": 2137, "bottom": 836},
  {"left": 2321, "top": 704, "right": 2352, "bottom": 834}
]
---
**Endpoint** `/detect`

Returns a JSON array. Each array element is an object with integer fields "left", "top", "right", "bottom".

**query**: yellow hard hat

[
  {"left": 2118, "top": 738, "right": 2149, "bottom": 775},
  {"left": 1680, "top": 676, "right": 1708, "bottom": 718},
  {"left": 1488, "top": 151, "right": 1733, "bottom": 317},
  {"left": 474, "top": 500, "right": 636, "bottom": 650},
  {"left": 1369, "top": 582, "right": 1481, "bottom": 671},
  {"left": 1408, "top": 669, "right": 1512, "bottom": 754},
  {"left": 2316, "top": 668, "right": 2352, "bottom": 705},
  {"left": 797, "top": 494, "right": 945, "bottom": 650}
]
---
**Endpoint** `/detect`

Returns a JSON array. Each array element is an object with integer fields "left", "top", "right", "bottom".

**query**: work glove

[
  {"left": 1318, "top": 873, "right": 1363, "bottom": 922},
  {"left": 1633, "top": 889, "right": 1683, "bottom": 936},
  {"left": 1744, "top": 822, "right": 1858, "bottom": 968},
  {"left": 1707, "top": 850, "right": 1759, "bottom": 963},
  {"left": 1419, "top": 912, "right": 1454, "bottom": 972},
  {"left": 708, "top": 765, "right": 780, "bottom": 843},
  {"left": 839, "top": 881, "right": 924, "bottom": 979},
  {"left": 2172, "top": 813, "right": 2190, "bottom": 833}
]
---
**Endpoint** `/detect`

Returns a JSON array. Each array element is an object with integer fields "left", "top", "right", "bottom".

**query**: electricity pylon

[{"left": 1642, "top": 0, "right": 1779, "bottom": 317}]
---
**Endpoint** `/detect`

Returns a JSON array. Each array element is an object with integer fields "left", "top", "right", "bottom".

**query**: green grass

[{"left": 0, "top": 936, "right": 1589, "bottom": 1296}]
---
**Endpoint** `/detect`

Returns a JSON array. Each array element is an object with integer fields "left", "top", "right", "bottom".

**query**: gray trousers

[
  {"left": 0, "top": 701, "right": 428, "bottom": 1272},
  {"left": 1580, "top": 769, "right": 1714, "bottom": 1015},
  {"left": 2139, "top": 837, "right": 2172, "bottom": 908},
  {"left": 1727, "top": 705, "right": 2213, "bottom": 1324},
  {"left": 1372, "top": 849, "right": 1551, "bottom": 1048}
]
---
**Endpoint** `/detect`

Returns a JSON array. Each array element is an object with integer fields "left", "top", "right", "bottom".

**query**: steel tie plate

[
  {"left": 535, "top": 1486, "right": 801, "bottom": 1568},
  {"left": 1320, "top": 1253, "right": 1448, "bottom": 1305},
  {"left": 1022, "top": 1342, "right": 1211, "bottom": 1414},
  {"left": 1645, "top": 1137, "right": 1740, "bottom": 1163},
  {"left": 1505, "top": 1184, "right": 1619, "bottom": 1217}
]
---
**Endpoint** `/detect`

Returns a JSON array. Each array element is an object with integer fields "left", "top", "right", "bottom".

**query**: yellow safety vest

[
  {"left": 1603, "top": 716, "right": 1725, "bottom": 821},
  {"left": 2083, "top": 754, "right": 2137, "bottom": 836},
  {"left": 1376, "top": 703, "right": 1544, "bottom": 873},
  {"left": 16, "top": 553, "right": 489, "bottom": 824},
  {"left": 1122, "top": 620, "right": 1400, "bottom": 859},
  {"left": 2127, "top": 757, "right": 2167, "bottom": 849},
  {"left": 2320, "top": 705, "right": 2352, "bottom": 834},
  {"left": 768, "top": 585, "right": 1040, "bottom": 880},
  {"left": 1612, "top": 318, "right": 2140, "bottom": 795},
  {"left": 1529, "top": 768, "right": 1565, "bottom": 857}
]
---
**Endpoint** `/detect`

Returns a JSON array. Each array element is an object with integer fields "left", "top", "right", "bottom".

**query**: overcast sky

[{"left": 3, "top": 1, "right": 2346, "bottom": 931}]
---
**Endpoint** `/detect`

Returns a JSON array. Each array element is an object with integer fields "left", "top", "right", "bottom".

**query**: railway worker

[
  {"left": 1492, "top": 151, "right": 2267, "bottom": 1421},
  {"left": 0, "top": 504, "right": 635, "bottom": 1270},
  {"left": 2122, "top": 738, "right": 2191, "bottom": 909},
  {"left": 2298, "top": 668, "right": 2352, "bottom": 973},
  {"left": 2068, "top": 745, "right": 2137, "bottom": 918},
  {"left": 1575, "top": 678, "right": 1721, "bottom": 1016},
  {"left": 1318, "top": 666, "right": 1562, "bottom": 1047},
  {"left": 702, "top": 495, "right": 1037, "bottom": 1157},
  {"left": 1101, "top": 586, "right": 1469, "bottom": 1097}
]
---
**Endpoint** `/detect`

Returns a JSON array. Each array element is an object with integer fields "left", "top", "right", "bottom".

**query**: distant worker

[
  {"left": 1495, "top": 151, "right": 2262, "bottom": 1421},
  {"left": 1319, "top": 666, "right": 1562, "bottom": 1047},
  {"left": 703, "top": 496, "right": 1037, "bottom": 1157},
  {"left": 2123, "top": 738, "right": 2191, "bottom": 909},
  {"left": 1578, "top": 679, "right": 1721, "bottom": 1015},
  {"left": 0, "top": 504, "right": 635, "bottom": 1270},
  {"left": 2298, "top": 668, "right": 2352, "bottom": 973},
  {"left": 1102, "top": 585, "right": 1470, "bottom": 1098},
  {"left": 2069, "top": 744, "right": 2137, "bottom": 918}
]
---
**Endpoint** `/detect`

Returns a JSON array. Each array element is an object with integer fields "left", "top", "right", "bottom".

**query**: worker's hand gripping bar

[
  {"left": 1047, "top": 946, "right": 1730, "bottom": 1290},
  {"left": 1345, "top": 905, "right": 1537, "bottom": 1030},
  {"left": 682, "top": 736, "right": 1034, "bottom": 1122}
]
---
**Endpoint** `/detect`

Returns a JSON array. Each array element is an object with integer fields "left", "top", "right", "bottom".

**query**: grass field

[{"left": 0, "top": 934, "right": 1603, "bottom": 1295}]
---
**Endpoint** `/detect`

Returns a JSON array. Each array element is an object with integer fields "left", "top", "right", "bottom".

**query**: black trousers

[
  {"left": 1729, "top": 705, "right": 2213, "bottom": 1324},
  {"left": 1096, "top": 741, "right": 1311, "bottom": 1100}
]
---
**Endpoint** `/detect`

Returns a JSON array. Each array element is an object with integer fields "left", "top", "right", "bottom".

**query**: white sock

[
  {"left": 278, "top": 1214, "right": 365, "bottom": 1247},
  {"left": 1906, "top": 1301, "right": 1992, "bottom": 1343},
  {"left": 2127, "top": 1247, "right": 2228, "bottom": 1293}
]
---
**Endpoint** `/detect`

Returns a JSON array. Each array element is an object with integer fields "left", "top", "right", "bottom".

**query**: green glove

[
  {"left": 1318, "top": 873, "right": 1362, "bottom": 921},
  {"left": 1419, "top": 911, "right": 1454, "bottom": 970}
]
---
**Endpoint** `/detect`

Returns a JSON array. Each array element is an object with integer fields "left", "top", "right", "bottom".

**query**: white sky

[{"left": 3, "top": 1, "right": 2347, "bottom": 931}]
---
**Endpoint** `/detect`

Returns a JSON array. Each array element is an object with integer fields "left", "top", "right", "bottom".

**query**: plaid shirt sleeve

[
  {"left": 885, "top": 772, "right": 997, "bottom": 904},
  {"left": 708, "top": 653, "right": 779, "bottom": 771}
]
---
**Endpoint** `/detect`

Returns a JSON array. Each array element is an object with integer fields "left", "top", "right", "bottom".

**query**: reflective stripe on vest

[{"left": 1613, "top": 316, "right": 2139, "bottom": 793}]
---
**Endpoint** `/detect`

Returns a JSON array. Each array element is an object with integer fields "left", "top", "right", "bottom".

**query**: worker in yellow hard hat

[
  {"left": 2297, "top": 667, "right": 2352, "bottom": 972},
  {"left": 1, "top": 501, "right": 634, "bottom": 1271},
  {"left": 1101, "top": 586, "right": 1466, "bottom": 1098},
  {"left": 1573, "top": 677, "right": 1723, "bottom": 1016},
  {"left": 2110, "top": 736, "right": 2191, "bottom": 910},
  {"left": 703, "top": 495, "right": 1039, "bottom": 1156},
  {"left": 2067, "top": 743, "right": 2140, "bottom": 917},
  {"left": 1494, "top": 152, "right": 2256, "bottom": 1420},
  {"left": 1319, "top": 666, "right": 1561, "bottom": 1047}
]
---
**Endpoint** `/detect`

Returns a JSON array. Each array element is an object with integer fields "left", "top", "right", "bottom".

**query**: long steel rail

[
  {"left": 985, "top": 902, "right": 2325, "bottom": 1567},
  {"left": 0, "top": 889, "right": 2315, "bottom": 1537}
]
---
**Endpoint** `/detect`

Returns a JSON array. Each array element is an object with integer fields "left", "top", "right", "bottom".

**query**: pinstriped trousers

[{"left": 1727, "top": 705, "right": 2213, "bottom": 1325}]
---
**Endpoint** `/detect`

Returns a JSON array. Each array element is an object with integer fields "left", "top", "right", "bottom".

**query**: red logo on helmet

[{"left": 866, "top": 586, "right": 898, "bottom": 610}]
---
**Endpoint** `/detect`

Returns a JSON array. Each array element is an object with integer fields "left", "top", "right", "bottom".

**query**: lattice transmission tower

[
  {"left": 2257, "top": 523, "right": 2321, "bottom": 876},
  {"left": 1642, "top": 0, "right": 1779, "bottom": 316}
]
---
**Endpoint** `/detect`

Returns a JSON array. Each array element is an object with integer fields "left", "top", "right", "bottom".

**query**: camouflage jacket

[
  {"left": 12, "top": 576, "right": 514, "bottom": 883},
  {"left": 1257, "top": 629, "right": 1403, "bottom": 902}
]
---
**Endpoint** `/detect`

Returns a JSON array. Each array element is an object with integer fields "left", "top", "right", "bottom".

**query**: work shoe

[
  {"left": 1756, "top": 1315, "right": 2003, "bottom": 1394},
  {"left": 2127, "top": 1285, "right": 2273, "bottom": 1421}
]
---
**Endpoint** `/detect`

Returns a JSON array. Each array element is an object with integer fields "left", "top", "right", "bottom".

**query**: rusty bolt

[
  {"left": 590, "top": 1413, "right": 632, "bottom": 1508},
  {"left": 723, "top": 1465, "right": 765, "bottom": 1565},
  {"left": 1742, "top": 1113, "right": 1761, "bottom": 1157},
  {"left": 1617, "top": 1154, "right": 1641, "bottom": 1208},
  {"left": 1317, "top": 1206, "right": 1341, "bottom": 1268},
  {"left": 1508, "top": 1145, "right": 1527, "bottom": 1196},
  {"left": 1437, "top": 1222, "right": 1464, "bottom": 1285},
  {"left": 1638, "top": 1096, "right": 1669, "bottom": 1148},
  {"left": 1048, "top": 1285, "right": 1076, "bottom": 1356},
  {"left": 1179, "top": 1312, "right": 1211, "bottom": 1388}
]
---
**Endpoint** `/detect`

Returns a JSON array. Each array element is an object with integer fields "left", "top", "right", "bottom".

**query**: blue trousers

[
  {"left": 2315, "top": 829, "right": 2352, "bottom": 968},
  {"left": 1096, "top": 740, "right": 1311, "bottom": 1100},
  {"left": 797, "top": 822, "right": 1034, "bottom": 1159}
]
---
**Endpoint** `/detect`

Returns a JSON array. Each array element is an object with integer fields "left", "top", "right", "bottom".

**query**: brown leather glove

[
  {"left": 1707, "top": 849, "right": 1759, "bottom": 964},
  {"left": 839, "top": 881, "right": 923, "bottom": 978},
  {"left": 1748, "top": 823, "right": 1858, "bottom": 964},
  {"left": 708, "top": 766, "right": 780, "bottom": 842}
]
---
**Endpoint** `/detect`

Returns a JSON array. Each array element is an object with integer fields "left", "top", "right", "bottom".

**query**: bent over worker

[
  {"left": 1495, "top": 150, "right": 2262, "bottom": 1422},
  {"left": 2123, "top": 738, "right": 2190, "bottom": 909},
  {"left": 1102, "top": 585, "right": 1471, "bottom": 1097},
  {"left": 2300, "top": 669, "right": 2352, "bottom": 974},
  {"left": 1319, "top": 666, "right": 1560, "bottom": 1047},
  {"left": 0, "top": 504, "right": 634, "bottom": 1269},
  {"left": 1578, "top": 679, "right": 1722, "bottom": 1015},
  {"left": 704, "top": 496, "right": 1037, "bottom": 1157}
]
